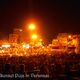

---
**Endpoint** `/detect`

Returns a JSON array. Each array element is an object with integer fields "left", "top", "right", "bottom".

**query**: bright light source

[
  {"left": 2, "top": 44, "right": 11, "bottom": 48},
  {"left": 23, "top": 45, "right": 26, "bottom": 48},
  {"left": 29, "top": 24, "right": 35, "bottom": 30},
  {"left": 22, "top": 44, "right": 30, "bottom": 49},
  {"left": 25, "top": 44, "right": 30, "bottom": 49},
  {"left": 68, "top": 35, "right": 72, "bottom": 38},
  {"left": 32, "top": 34, "right": 38, "bottom": 39}
]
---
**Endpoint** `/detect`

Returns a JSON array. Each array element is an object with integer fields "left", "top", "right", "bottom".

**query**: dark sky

[{"left": 0, "top": 0, "right": 80, "bottom": 43}]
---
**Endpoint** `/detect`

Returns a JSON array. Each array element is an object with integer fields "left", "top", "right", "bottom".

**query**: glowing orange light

[
  {"left": 72, "top": 39, "right": 76, "bottom": 45},
  {"left": 29, "top": 24, "right": 36, "bottom": 30},
  {"left": 32, "top": 34, "right": 38, "bottom": 39},
  {"left": 68, "top": 35, "right": 72, "bottom": 38},
  {"left": 19, "top": 29, "right": 23, "bottom": 32},
  {"left": 40, "top": 39, "right": 43, "bottom": 42}
]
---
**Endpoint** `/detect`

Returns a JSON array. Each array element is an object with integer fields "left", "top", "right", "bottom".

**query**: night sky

[{"left": 0, "top": 0, "right": 80, "bottom": 43}]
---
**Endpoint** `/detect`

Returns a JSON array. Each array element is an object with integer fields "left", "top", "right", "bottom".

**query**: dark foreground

[{"left": 0, "top": 53, "right": 80, "bottom": 80}]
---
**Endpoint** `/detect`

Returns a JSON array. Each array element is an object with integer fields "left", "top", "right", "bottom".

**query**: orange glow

[
  {"left": 72, "top": 39, "right": 77, "bottom": 45},
  {"left": 22, "top": 45, "right": 26, "bottom": 48},
  {"left": 19, "top": 29, "right": 23, "bottom": 32},
  {"left": 29, "top": 24, "right": 36, "bottom": 30},
  {"left": 32, "top": 34, "right": 38, "bottom": 39},
  {"left": 68, "top": 35, "right": 72, "bottom": 38},
  {"left": 40, "top": 39, "right": 43, "bottom": 42}
]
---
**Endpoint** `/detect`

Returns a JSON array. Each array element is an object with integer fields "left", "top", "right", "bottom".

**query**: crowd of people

[{"left": 0, "top": 52, "right": 80, "bottom": 80}]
